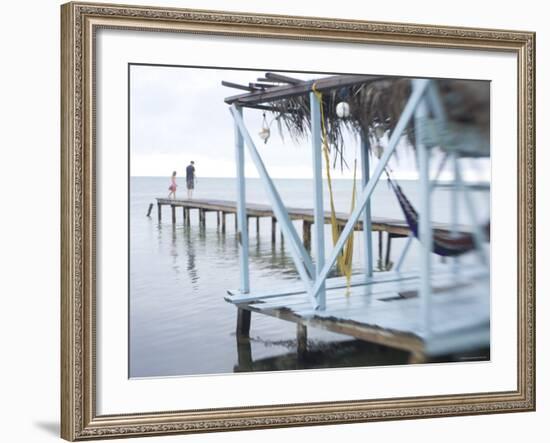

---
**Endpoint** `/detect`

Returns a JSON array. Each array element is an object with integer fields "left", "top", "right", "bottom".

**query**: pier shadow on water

[{"left": 234, "top": 336, "right": 410, "bottom": 373}]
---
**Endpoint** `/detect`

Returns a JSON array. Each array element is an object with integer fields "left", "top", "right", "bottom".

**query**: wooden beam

[
  {"left": 221, "top": 80, "right": 255, "bottom": 92},
  {"left": 265, "top": 72, "right": 302, "bottom": 84},
  {"left": 249, "top": 82, "right": 277, "bottom": 89},
  {"left": 225, "top": 74, "right": 381, "bottom": 106},
  {"left": 146, "top": 203, "right": 154, "bottom": 217},
  {"left": 157, "top": 203, "right": 161, "bottom": 223},
  {"left": 171, "top": 205, "right": 176, "bottom": 224}
]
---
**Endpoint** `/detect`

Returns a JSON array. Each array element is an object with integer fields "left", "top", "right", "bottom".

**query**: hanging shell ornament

[
  {"left": 259, "top": 112, "right": 271, "bottom": 143},
  {"left": 258, "top": 127, "right": 270, "bottom": 143},
  {"left": 336, "top": 101, "right": 351, "bottom": 118}
]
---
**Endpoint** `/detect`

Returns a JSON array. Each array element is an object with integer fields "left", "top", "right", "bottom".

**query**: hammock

[{"left": 387, "top": 175, "right": 478, "bottom": 257}]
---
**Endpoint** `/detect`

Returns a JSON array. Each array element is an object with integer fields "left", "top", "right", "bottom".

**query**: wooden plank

[
  {"left": 225, "top": 268, "right": 428, "bottom": 303},
  {"left": 221, "top": 80, "right": 255, "bottom": 92},
  {"left": 265, "top": 72, "right": 303, "bottom": 84},
  {"left": 225, "top": 75, "right": 381, "bottom": 106},
  {"left": 228, "top": 266, "right": 488, "bottom": 310}
]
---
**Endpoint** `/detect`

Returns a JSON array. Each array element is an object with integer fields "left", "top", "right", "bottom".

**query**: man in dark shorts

[{"left": 186, "top": 161, "right": 196, "bottom": 199}]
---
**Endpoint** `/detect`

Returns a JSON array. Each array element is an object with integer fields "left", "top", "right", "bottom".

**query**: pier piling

[
  {"left": 297, "top": 324, "right": 307, "bottom": 359},
  {"left": 302, "top": 220, "right": 312, "bottom": 250},
  {"left": 236, "top": 308, "right": 251, "bottom": 337},
  {"left": 154, "top": 198, "right": 463, "bottom": 257},
  {"left": 271, "top": 217, "right": 277, "bottom": 243},
  {"left": 146, "top": 203, "right": 154, "bottom": 217}
]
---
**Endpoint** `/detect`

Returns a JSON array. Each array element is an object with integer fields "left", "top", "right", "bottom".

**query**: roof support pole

[
  {"left": 414, "top": 79, "right": 434, "bottom": 336},
  {"left": 360, "top": 132, "right": 374, "bottom": 279},
  {"left": 426, "top": 83, "right": 488, "bottom": 268},
  {"left": 451, "top": 151, "right": 461, "bottom": 274},
  {"left": 395, "top": 233, "right": 414, "bottom": 272},
  {"left": 310, "top": 79, "right": 430, "bottom": 301},
  {"left": 309, "top": 92, "right": 326, "bottom": 310},
  {"left": 234, "top": 106, "right": 250, "bottom": 294},
  {"left": 230, "top": 105, "right": 318, "bottom": 308}
]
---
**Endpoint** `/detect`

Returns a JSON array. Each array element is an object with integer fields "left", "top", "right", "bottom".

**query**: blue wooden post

[
  {"left": 451, "top": 151, "right": 460, "bottom": 272},
  {"left": 414, "top": 79, "right": 433, "bottom": 335},
  {"left": 395, "top": 233, "right": 413, "bottom": 272},
  {"left": 426, "top": 83, "right": 488, "bottom": 268},
  {"left": 310, "top": 92, "right": 326, "bottom": 310},
  {"left": 230, "top": 105, "right": 318, "bottom": 308},
  {"left": 234, "top": 106, "right": 250, "bottom": 294},
  {"left": 360, "top": 133, "right": 374, "bottom": 278},
  {"left": 309, "top": 79, "right": 430, "bottom": 299}
]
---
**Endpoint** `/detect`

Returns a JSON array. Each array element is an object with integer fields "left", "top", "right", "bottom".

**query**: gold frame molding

[{"left": 61, "top": 2, "right": 536, "bottom": 440}]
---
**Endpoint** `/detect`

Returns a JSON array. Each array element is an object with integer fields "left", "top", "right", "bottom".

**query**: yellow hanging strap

[{"left": 312, "top": 84, "right": 357, "bottom": 291}]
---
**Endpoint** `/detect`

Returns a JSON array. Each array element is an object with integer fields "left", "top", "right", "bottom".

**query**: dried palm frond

[{"left": 264, "top": 77, "right": 489, "bottom": 169}]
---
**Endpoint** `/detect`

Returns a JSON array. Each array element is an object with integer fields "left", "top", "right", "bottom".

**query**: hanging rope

[{"left": 312, "top": 83, "right": 357, "bottom": 291}]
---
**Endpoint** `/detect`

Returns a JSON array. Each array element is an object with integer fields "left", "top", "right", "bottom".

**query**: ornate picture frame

[{"left": 61, "top": 1, "right": 535, "bottom": 440}]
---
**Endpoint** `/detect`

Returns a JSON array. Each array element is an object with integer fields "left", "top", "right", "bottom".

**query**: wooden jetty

[
  {"left": 226, "top": 265, "right": 490, "bottom": 363},
  {"left": 155, "top": 197, "right": 417, "bottom": 236},
  {"left": 155, "top": 197, "right": 469, "bottom": 269}
]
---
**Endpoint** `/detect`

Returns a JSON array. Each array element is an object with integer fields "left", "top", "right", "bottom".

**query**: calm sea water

[{"left": 129, "top": 177, "right": 489, "bottom": 377}]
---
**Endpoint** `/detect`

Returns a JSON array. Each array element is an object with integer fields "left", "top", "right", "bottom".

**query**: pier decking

[
  {"left": 155, "top": 196, "right": 415, "bottom": 234},
  {"left": 154, "top": 197, "right": 468, "bottom": 250},
  {"left": 226, "top": 266, "right": 490, "bottom": 362}
]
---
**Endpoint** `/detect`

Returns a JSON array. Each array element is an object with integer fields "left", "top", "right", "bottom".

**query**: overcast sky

[{"left": 129, "top": 65, "right": 489, "bottom": 181}]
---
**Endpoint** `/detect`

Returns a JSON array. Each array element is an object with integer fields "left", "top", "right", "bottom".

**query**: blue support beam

[
  {"left": 234, "top": 106, "right": 249, "bottom": 293},
  {"left": 310, "top": 92, "right": 326, "bottom": 310},
  {"left": 230, "top": 105, "right": 319, "bottom": 308},
  {"left": 309, "top": 78, "right": 430, "bottom": 300},
  {"left": 414, "top": 80, "right": 433, "bottom": 335},
  {"left": 360, "top": 133, "right": 374, "bottom": 278},
  {"left": 426, "top": 83, "right": 488, "bottom": 267}
]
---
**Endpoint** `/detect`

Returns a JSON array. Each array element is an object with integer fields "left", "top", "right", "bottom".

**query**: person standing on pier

[
  {"left": 168, "top": 171, "right": 177, "bottom": 200},
  {"left": 186, "top": 160, "right": 196, "bottom": 199}
]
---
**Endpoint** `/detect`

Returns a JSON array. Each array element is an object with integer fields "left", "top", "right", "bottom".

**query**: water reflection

[
  {"left": 234, "top": 336, "right": 410, "bottom": 373},
  {"left": 183, "top": 226, "right": 199, "bottom": 286}
]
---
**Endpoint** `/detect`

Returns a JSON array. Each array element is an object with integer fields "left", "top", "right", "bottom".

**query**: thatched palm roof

[{"left": 223, "top": 73, "right": 490, "bottom": 167}]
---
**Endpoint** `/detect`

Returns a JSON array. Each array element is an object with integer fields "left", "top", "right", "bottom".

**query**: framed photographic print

[{"left": 61, "top": 1, "right": 536, "bottom": 440}]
